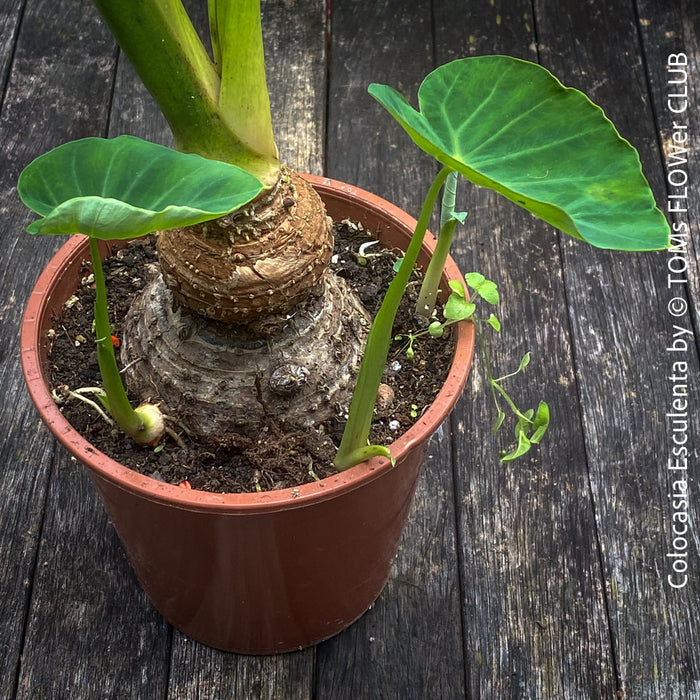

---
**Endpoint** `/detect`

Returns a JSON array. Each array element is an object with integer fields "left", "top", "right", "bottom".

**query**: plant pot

[{"left": 20, "top": 174, "right": 475, "bottom": 654}]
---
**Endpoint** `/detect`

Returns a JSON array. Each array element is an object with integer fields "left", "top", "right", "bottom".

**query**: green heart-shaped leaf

[
  {"left": 530, "top": 401, "right": 550, "bottom": 444},
  {"left": 466, "top": 272, "right": 499, "bottom": 305},
  {"left": 444, "top": 294, "right": 475, "bottom": 321},
  {"left": 486, "top": 313, "right": 501, "bottom": 332},
  {"left": 369, "top": 56, "right": 670, "bottom": 251},
  {"left": 500, "top": 430, "right": 532, "bottom": 463},
  {"left": 18, "top": 135, "right": 264, "bottom": 239}
]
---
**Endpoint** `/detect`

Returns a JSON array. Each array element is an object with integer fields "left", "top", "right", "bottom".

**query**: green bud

[{"left": 428, "top": 321, "right": 444, "bottom": 338}]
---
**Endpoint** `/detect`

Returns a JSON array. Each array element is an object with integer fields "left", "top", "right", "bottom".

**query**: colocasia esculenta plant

[{"left": 18, "top": 0, "right": 670, "bottom": 469}]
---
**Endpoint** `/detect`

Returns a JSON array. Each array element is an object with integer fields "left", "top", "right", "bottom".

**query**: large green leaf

[
  {"left": 369, "top": 56, "right": 670, "bottom": 251},
  {"left": 18, "top": 135, "right": 264, "bottom": 239}
]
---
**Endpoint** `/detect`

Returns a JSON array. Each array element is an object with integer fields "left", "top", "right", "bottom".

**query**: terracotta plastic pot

[{"left": 20, "top": 175, "right": 475, "bottom": 654}]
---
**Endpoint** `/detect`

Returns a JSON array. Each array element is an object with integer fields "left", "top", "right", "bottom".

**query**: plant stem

[
  {"left": 415, "top": 217, "right": 457, "bottom": 317},
  {"left": 89, "top": 238, "right": 162, "bottom": 445},
  {"left": 333, "top": 166, "right": 451, "bottom": 471},
  {"left": 416, "top": 170, "right": 460, "bottom": 317},
  {"left": 473, "top": 321, "right": 505, "bottom": 429},
  {"left": 475, "top": 322, "right": 535, "bottom": 430},
  {"left": 91, "top": 0, "right": 280, "bottom": 185},
  {"left": 210, "top": 0, "right": 278, "bottom": 162}
]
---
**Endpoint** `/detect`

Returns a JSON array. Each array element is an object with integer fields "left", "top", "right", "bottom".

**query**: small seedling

[
  {"left": 448, "top": 275, "right": 550, "bottom": 462},
  {"left": 401, "top": 271, "right": 550, "bottom": 462}
]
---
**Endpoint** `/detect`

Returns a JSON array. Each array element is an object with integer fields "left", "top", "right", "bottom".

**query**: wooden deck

[{"left": 1, "top": 0, "right": 698, "bottom": 697}]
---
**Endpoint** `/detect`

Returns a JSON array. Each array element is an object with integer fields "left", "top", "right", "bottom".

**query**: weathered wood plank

[
  {"left": 0, "top": 0, "right": 118, "bottom": 696},
  {"left": 0, "top": 0, "right": 26, "bottom": 97},
  {"left": 433, "top": 0, "right": 617, "bottom": 696},
  {"left": 636, "top": 1, "right": 700, "bottom": 337},
  {"left": 326, "top": 0, "right": 436, "bottom": 213},
  {"left": 317, "top": 2, "right": 467, "bottom": 698},
  {"left": 262, "top": 0, "right": 326, "bottom": 175},
  {"left": 0, "top": 413, "right": 54, "bottom": 700},
  {"left": 535, "top": 0, "right": 700, "bottom": 697},
  {"left": 2, "top": 0, "right": 173, "bottom": 697},
  {"left": 624, "top": 1, "right": 700, "bottom": 695},
  {"left": 16, "top": 457, "right": 172, "bottom": 699},
  {"left": 167, "top": 642, "right": 313, "bottom": 700}
]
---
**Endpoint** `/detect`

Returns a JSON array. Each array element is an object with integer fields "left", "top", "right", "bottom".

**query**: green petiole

[
  {"left": 415, "top": 171, "right": 466, "bottom": 318},
  {"left": 333, "top": 166, "right": 452, "bottom": 471},
  {"left": 88, "top": 238, "right": 164, "bottom": 446}
]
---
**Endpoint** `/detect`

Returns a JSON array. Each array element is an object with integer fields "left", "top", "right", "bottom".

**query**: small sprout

[
  {"left": 405, "top": 346, "right": 415, "bottom": 361},
  {"left": 153, "top": 443, "right": 165, "bottom": 454},
  {"left": 134, "top": 402, "right": 166, "bottom": 447},
  {"left": 444, "top": 283, "right": 476, "bottom": 321},
  {"left": 308, "top": 459, "right": 320, "bottom": 482},
  {"left": 428, "top": 321, "right": 444, "bottom": 338},
  {"left": 357, "top": 240, "right": 380, "bottom": 266},
  {"left": 410, "top": 404, "right": 419, "bottom": 419},
  {"left": 500, "top": 400, "right": 549, "bottom": 462},
  {"left": 358, "top": 240, "right": 379, "bottom": 256},
  {"left": 482, "top": 340, "right": 549, "bottom": 462},
  {"left": 443, "top": 272, "right": 549, "bottom": 462},
  {"left": 18, "top": 136, "right": 264, "bottom": 451}
]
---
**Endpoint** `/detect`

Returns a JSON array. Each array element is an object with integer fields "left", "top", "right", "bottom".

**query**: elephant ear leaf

[
  {"left": 369, "top": 56, "right": 670, "bottom": 251},
  {"left": 17, "top": 135, "right": 264, "bottom": 239}
]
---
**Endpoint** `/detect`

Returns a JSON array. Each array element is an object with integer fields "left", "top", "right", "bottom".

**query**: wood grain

[
  {"left": 0, "top": 0, "right": 120, "bottom": 696},
  {"left": 1, "top": 0, "right": 697, "bottom": 697},
  {"left": 433, "top": 1, "right": 617, "bottom": 696},
  {"left": 536, "top": 0, "right": 700, "bottom": 697}
]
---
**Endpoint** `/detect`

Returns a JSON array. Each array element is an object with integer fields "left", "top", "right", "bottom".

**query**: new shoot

[
  {"left": 18, "top": 135, "right": 264, "bottom": 446},
  {"left": 87, "top": 237, "right": 165, "bottom": 445},
  {"left": 333, "top": 166, "right": 452, "bottom": 470}
]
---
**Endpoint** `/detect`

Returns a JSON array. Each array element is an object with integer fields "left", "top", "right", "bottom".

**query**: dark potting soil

[{"left": 48, "top": 221, "right": 455, "bottom": 493}]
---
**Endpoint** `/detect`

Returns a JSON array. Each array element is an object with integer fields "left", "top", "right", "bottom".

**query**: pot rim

[{"left": 20, "top": 174, "right": 475, "bottom": 514}]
